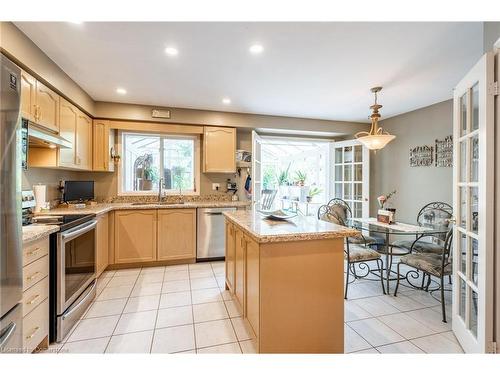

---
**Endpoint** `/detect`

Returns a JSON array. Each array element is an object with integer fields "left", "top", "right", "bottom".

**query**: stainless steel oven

[{"left": 46, "top": 216, "right": 97, "bottom": 342}]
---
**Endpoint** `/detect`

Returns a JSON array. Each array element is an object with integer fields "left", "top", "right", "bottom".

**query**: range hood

[{"left": 27, "top": 120, "right": 72, "bottom": 149}]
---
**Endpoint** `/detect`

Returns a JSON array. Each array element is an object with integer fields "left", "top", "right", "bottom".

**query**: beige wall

[
  {"left": 0, "top": 22, "right": 95, "bottom": 115},
  {"left": 483, "top": 22, "right": 500, "bottom": 52},
  {"left": 370, "top": 100, "right": 453, "bottom": 223}
]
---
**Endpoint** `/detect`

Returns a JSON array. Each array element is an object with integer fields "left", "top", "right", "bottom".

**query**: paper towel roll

[{"left": 33, "top": 184, "right": 47, "bottom": 213}]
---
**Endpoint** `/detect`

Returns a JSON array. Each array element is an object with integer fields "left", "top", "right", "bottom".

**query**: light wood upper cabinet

[
  {"left": 93, "top": 119, "right": 115, "bottom": 172},
  {"left": 96, "top": 213, "right": 109, "bottom": 277},
  {"left": 76, "top": 111, "right": 92, "bottom": 170},
  {"left": 225, "top": 222, "right": 236, "bottom": 293},
  {"left": 157, "top": 209, "right": 196, "bottom": 261},
  {"left": 114, "top": 210, "right": 157, "bottom": 264},
  {"left": 58, "top": 98, "right": 78, "bottom": 168},
  {"left": 35, "top": 80, "right": 60, "bottom": 133},
  {"left": 234, "top": 228, "right": 246, "bottom": 314},
  {"left": 203, "top": 126, "right": 236, "bottom": 173},
  {"left": 20, "top": 71, "right": 36, "bottom": 122}
]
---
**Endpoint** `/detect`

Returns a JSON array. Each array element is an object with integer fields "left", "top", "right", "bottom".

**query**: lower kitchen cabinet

[
  {"left": 96, "top": 213, "right": 109, "bottom": 277},
  {"left": 245, "top": 236, "right": 260, "bottom": 338},
  {"left": 234, "top": 228, "right": 246, "bottom": 314},
  {"left": 157, "top": 209, "right": 196, "bottom": 261},
  {"left": 114, "top": 210, "right": 157, "bottom": 264},
  {"left": 225, "top": 221, "right": 236, "bottom": 293}
]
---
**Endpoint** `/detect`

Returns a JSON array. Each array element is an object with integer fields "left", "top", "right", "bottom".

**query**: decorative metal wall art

[
  {"left": 435, "top": 135, "right": 453, "bottom": 167},
  {"left": 409, "top": 145, "right": 434, "bottom": 167}
]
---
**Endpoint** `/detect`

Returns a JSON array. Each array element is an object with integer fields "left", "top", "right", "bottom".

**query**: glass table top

[{"left": 346, "top": 218, "right": 449, "bottom": 236}]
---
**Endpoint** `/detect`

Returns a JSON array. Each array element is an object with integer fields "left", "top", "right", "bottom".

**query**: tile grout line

[
  {"left": 148, "top": 267, "right": 166, "bottom": 353},
  {"left": 188, "top": 263, "right": 198, "bottom": 353}
]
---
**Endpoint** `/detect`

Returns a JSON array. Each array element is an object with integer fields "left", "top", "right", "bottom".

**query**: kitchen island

[{"left": 223, "top": 210, "right": 358, "bottom": 353}]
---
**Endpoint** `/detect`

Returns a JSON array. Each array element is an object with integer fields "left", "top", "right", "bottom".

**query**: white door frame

[
  {"left": 251, "top": 130, "right": 262, "bottom": 207},
  {"left": 331, "top": 139, "right": 370, "bottom": 218},
  {"left": 494, "top": 45, "right": 500, "bottom": 354},
  {"left": 452, "top": 51, "right": 495, "bottom": 353}
]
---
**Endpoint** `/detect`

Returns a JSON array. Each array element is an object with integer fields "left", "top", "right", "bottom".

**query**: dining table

[{"left": 346, "top": 217, "right": 449, "bottom": 294}]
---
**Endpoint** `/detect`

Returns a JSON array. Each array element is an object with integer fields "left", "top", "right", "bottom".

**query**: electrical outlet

[{"left": 212, "top": 183, "right": 220, "bottom": 191}]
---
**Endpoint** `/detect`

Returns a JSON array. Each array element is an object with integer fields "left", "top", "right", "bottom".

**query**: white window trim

[{"left": 117, "top": 130, "right": 201, "bottom": 196}]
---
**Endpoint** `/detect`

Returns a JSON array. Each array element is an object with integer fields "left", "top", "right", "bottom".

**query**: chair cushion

[
  {"left": 399, "top": 253, "right": 451, "bottom": 277},
  {"left": 349, "top": 234, "right": 384, "bottom": 246},
  {"left": 392, "top": 239, "right": 445, "bottom": 254},
  {"left": 346, "top": 245, "right": 381, "bottom": 262}
]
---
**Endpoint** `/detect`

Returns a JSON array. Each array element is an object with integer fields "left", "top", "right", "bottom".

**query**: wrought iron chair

[
  {"left": 394, "top": 229, "right": 453, "bottom": 323},
  {"left": 260, "top": 189, "right": 277, "bottom": 210},
  {"left": 391, "top": 201, "right": 453, "bottom": 254},
  {"left": 318, "top": 199, "right": 385, "bottom": 299}
]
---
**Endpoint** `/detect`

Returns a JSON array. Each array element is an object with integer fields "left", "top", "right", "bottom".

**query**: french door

[
  {"left": 251, "top": 130, "right": 262, "bottom": 207},
  {"left": 331, "top": 140, "right": 370, "bottom": 218},
  {"left": 452, "top": 52, "right": 495, "bottom": 353}
]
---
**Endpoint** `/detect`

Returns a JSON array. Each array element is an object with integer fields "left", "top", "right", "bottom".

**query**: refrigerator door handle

[{"left": 0, "top": 321, "right": 16, "bottom": 350}]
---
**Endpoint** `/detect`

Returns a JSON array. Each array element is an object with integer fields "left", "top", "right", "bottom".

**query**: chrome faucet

[{"left": 158, "top": 177, "right": 164, "bottom": 202}]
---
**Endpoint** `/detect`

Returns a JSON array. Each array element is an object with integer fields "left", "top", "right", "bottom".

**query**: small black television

[{"left": 63, "top": 180, "right": 94, "bottom": 202}]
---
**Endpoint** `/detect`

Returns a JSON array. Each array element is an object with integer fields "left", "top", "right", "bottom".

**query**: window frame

[{"left": 117, "top": 130, "right": 201, "bottom": 196}]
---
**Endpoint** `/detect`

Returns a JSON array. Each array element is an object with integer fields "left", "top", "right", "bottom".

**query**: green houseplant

[
  {"left": 306, "top": 187, "right": 323, "bottom": 203},
  {"left": 294, "top": 170, "right": 307, "bottom": 186}
]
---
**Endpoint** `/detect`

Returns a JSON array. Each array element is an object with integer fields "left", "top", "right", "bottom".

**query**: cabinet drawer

[
  {"left": 22, "top": 298, "right": 49, "bottom": 353},
  {"left": 23, "top": 237, "right": 49, "bottom": 267},
  {"left": 23, "top": 255, "right": 49, "bottom": 291},
  {"left": 22, "top": 276, "right": 49, "bottom": 317}
]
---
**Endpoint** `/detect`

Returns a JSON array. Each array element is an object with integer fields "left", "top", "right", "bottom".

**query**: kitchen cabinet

[
  {"left": 245, "top": 236, "right": 259, "bottom": 339},
  {"left": 22, "top": 237, "right": 50, "bottom": 353},
  {"left": 114, "top": 210, "right": 157, "bottom": 264},
  {"left": 203, "top": 126, "right": 236, "bottom": 173},
  {"left": 96, "top": 213, "right": 109, "bottom": 277},
  {"left": 234, "top": 227, "right": 246, "bottom": 313},
  {"left": 58, "top": 98, "right": 78, "bottom": 168},
  {"left": 35, "top": 80, "right": 60, "bottom": 133},
  {"left": 20, "top": 71, "right": 60, "bottom": 132},
  {"left": 20, "top": 70, "right": 36, "bottom": 122},
  {"left": 225, "top": 221, "right": 236, "bottom": 293},
  {"left": 157, "top": 209, "right": 196, "bottom": 261},
  {"left": 75, "top": 111, "right": 92, "bottom": 170},
  {"left": 93, "top": 119, "right": 115, "bottom": 172}
]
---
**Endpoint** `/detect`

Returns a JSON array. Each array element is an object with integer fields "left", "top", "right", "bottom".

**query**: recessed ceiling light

[
  {"left": 116, "top": 88, "right": 127, "bottom": 95},
  {"left": 249, "top": 44, "right": 264, "bottom": 54},
  {"left": 222, "top": 98, "right": 231, "bottom": 105},
  {"left": 68, "top": 21, "right": 83, "bottom": 25},
  {"left": 165, "top": 47, "right": 179, "bottom": 56}
]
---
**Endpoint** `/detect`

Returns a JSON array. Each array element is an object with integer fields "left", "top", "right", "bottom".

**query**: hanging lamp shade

[{"left": 355, "top": 87, "right": 395, "bottom": 150}]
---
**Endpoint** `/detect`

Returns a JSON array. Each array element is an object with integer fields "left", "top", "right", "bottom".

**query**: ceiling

[{"left": 15, "top": 22, "right": 483, "bottom": 122}]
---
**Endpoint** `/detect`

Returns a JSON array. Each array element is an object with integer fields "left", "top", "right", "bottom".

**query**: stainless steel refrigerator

[{"left": 0, "top": 53, "right": 23, "bottom": 353}]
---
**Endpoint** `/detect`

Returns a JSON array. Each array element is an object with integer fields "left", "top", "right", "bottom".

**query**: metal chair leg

[
  {"left": 440, "top": 275, "right": 447, "bottom": 323},
  {"left": 377, "top": 259, "right": 386, "bottom": 295},
  {"left": 448, "top": 275, "right": 452, "bottom": 285},
  {"left": 394, "top": 262, "right": 401, "bottom": 296},
  {"left": 425, "top": 274, "right": 432, "bottom": 292},
  {"left": 421, "top": 273, "right": 426, "bottom": 290},
  {"left": 344, "top": 260, "right": 350, "bottom": 299}
]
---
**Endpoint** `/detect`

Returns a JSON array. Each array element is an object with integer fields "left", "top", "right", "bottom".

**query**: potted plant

[
  {"left": 306, "top": 187, "right": 323, "bottom": 203},
  {"left": 377, "top": 189, "right": 396, "bottom": 209},
  {"left": 142, "top": 165, "right": 159, "bottom": 191},
  {"left": 294, "top": 170, "right": 307, "bottom": 186}
]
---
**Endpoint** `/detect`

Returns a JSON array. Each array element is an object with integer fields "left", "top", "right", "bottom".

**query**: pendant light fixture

[{"left": 355, "top": 87, "right": 395, "bottom": 150}]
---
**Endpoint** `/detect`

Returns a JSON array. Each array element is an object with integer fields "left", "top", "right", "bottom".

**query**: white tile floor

[{"left": 47, "top": 261, "right": 463, "bottom": 354}]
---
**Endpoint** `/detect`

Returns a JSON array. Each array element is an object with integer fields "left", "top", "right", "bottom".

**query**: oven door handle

[{"left": 61, "top": 220, "right": 97, "bottom": 242}]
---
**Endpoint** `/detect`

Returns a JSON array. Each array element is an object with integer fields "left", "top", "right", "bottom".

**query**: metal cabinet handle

[
  {"left": 27, "top": 294, "right": 41, "bottom": 305},
  {"left": 26, "top": 326, "right": 40, "bottom": 340},
  {"left": 26, "top": 272, "right": 40, "bottom": 281},
  {"left": 27, "top": 248, "right": 40, "bottom": 256}
]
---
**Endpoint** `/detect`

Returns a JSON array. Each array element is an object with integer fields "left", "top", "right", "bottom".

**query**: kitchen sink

[{"left": 130, "top": 202, "right": 185, "bottom": 206}]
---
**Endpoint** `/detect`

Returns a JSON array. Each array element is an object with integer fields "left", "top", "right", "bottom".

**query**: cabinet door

[
  {"left": 58, "top": 98, "right": 78, "bottom": 168},
  {"left": 96, "top": 214, "right": 109, "bottom": 277},
  {"left": 225, "top": 222, "right": 236, "bottom": 292},
  {"left": 115, "top": 210, "right": 157, "bottom": 264},
  {"left": 234, "top": 228, "right": 246, "bottom": 313},
  {"left": 20, "top": 71, "right": 36, "bottom": 121},
  {"left": 203, "top": 126, "right": 236, "bottom": 173},
  {"left": 245, "top": 236, "right": 259, "bottom": 338},
  {"left": 157, "top": 209, "right": 196, "bottom": 261},
  {"left": 93, "top": 119, "right": 112, "bottom": 171},
  {"left": 76, "top": 111, "right": 92, "bottom": 170},
  {"left": 35, "top": 80, "right": 59, "bottom": 132}
]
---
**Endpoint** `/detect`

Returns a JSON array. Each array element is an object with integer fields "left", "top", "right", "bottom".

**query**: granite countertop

[
  {"left": 223, "top": 210, "right": 359, "bottom": 243},
  {"left": 39, "top": 201, "right": 251, "bottom": 216},
  {"left": 23, "top": 224, "right": 59, "bottom": 244}
]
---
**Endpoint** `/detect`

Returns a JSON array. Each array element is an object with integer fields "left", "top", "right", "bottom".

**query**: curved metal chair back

[
  {"left": 318, "top": 198, "right": 352, "bottom": 226},
  {"left": 260, "top": 189, "right": 277, "bottom": 210},
  {"left": 416, "top": 202, "right": 453, "bottom": 241}
]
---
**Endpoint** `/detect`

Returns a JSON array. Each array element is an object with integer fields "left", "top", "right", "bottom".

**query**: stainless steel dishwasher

[{"left": 197, "top": 207, "right": 237, "bottom": 260}]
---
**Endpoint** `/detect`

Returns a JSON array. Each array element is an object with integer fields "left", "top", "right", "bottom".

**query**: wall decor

[
  {"left": 409, "top": 145, "right": 434, "bottom": 167},
  {"left": 435, "top": 135, "right": 453, "bottom": 167}
]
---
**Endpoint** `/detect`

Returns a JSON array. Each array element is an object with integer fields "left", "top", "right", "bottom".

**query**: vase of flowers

[{"left": 377, "top": 190, "right": 396, "bottom": 209}]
